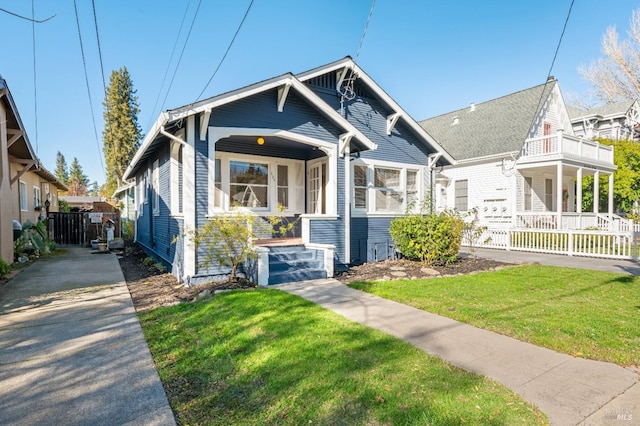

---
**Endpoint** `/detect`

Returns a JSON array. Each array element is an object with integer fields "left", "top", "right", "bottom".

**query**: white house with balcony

[{"left": 419, "top": 78, "right": 619, "bottom": 233}]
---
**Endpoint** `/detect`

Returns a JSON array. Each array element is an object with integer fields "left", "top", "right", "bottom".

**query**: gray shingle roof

[
  {"left": 418, "top": 82, "right": 555, "bottom": 161},
  {"left": 568, "top": 99, "right": 635, "bottom": 120}
]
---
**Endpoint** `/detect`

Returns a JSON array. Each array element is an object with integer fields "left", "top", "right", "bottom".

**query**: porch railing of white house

[
  {"left": 471, "top": 227, "right": 639, "bottom": 260},
  {"left": 521, "top": 133, "right": 614, "bottom": 164}
]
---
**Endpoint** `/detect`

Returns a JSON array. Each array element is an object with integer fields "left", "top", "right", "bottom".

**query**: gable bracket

[
  {"left": 10, "top": 160, "right": 36, "bottom": 185},
  {"left": 199, "top": 109, "right": 212, "bottom": 141},
  {"left": 336, "top": 66, "right": 355, "bottom": 91},
  {"left": 386, "top": 112, "right": 402, "bottom": 135},
  {"left": 428, "top": 153, "right": 442, "bottom": 169},
  {"left": 339, "top": 132, "right": 354, "bottom": 157},
  {"left": 277, "top": 82, "right": 292, "bottom": 113},
  {"left": 6, "top": 129, "right": 24, "bottom": 148}
]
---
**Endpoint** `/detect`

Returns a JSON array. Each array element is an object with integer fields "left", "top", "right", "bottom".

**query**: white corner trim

[
  {"left": 277, "top": 82, "right": 291, "bottom": 112},
  {"left": 200, "top": 109, "right": 211, "bottom": 141},
  {"left": 183, "top": 115, "right": 197, "bottom": 278}
]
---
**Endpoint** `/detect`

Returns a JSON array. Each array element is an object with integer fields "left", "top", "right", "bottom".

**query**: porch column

[
  {"left": 0, "top": 100, "right": 12, "bottom": 264},
  {"left": 608, "top": 173, "right": 614, "bottom": 219},
  {"left": 183, "top": 115, "right": 197, "bottom": 280},
  {"left": 576, "top": 168, "right": 582, "bottom": 214},
  {"left": 593, "top": 170, "right": 600, "bottom": 214},
  {"left": 556, "top": 163, "right": 563, "bottom": 227},
  {"left": 343, "top": 144, "right": 351, "bottom": 264}
]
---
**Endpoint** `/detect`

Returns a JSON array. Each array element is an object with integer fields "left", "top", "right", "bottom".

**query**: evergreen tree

[
  {"left": 67, "top": 157, "right": 89, "bottom": 196},
  {"left": 54, "top": 151, "right": 69, "bottom": 186},
  {"left": 102, "top": 67, "right": 142, "bottom": 198}
]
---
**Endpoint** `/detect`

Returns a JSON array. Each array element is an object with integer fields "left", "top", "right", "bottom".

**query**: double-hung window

[
  {"left": 230, "top": 160, "right": 269, "bottom": 208},
  {"left": 33, "top": 186, "right": 42, "bottom": 209},
  {"left": 374, "top": 167, "right": 402, "bottom": 212},
  {"left": 19, "top": 181, "right": 28, "bottom": 211},
  {"left": 353, "top": 165, "right": 368, "bottom": 209},
  {"left": 454, "top": 180, "right": 468, "bottom": 211},
  {"left": 277, "top": 165, "right": 288, "bottom": 209},
  {"left": 406, "top": 170, "right": 418, "bottom": 209},
  {"left": 152, "top": 160, "right": 160, "bottom": 215}
]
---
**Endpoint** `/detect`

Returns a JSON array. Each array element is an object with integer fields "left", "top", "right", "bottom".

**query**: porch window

[
  {"left": 19, "top": 181, "right": 27, "bottom": 211},
  {"left": 455, "top": 180, "right": 468, "bottom": 211},
  {"left": 524, "top": 177, "right": 533, "bottom": 211},
  {"left": 277, "top": 165, "right": 288, "bottom": 209},
  {"left": 308, "top": 162, "right": 326, "bottom": 214},
  {"left": 214, "top": 158, "right": 222, "bottom": 208},
  {"left": 33, "top": 186, "right": 41, "bottom": 209},
  {"left": 230, "top": 160, "right": 269, "bottom": 208},
  {"left": 406, "top": 170, "right": 418, "bottom": 209},
  {"left": 353, "top": 165, "right": 368, "bottom": 209},
  {"left": 543, "top": 122, "right": 552, "bottom": 153},
  {"left": 374, "top": 167, "right": 402, "bottom": 212},
  {"left": 545, "top": 178, "right": 553, "bottom": 211}
]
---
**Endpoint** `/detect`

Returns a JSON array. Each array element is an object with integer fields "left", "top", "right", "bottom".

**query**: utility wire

[
  {"left": 0, "top": 6, "right": 55, "bottom": 23},
  {"left": 159, "top": 0, "right": 203, "bottom": 113},
  {"left": 91, "top": 0, "right": 106, "bottom": 94},
  {"left": 73, "top": 0, "right": 106, "bottom": 180},
  {"left": 147, "top": 0, "right": 192, "bottom": 131},
  {"left": 526, "top": 0, "right": 575, "bottom": 143},
  {"left": 193, "top": 0, "right": 255, "bottom": 103},
  {"left": 31, "top": 0, "right": 38, "bottom": 154},
  {"left": 355, "top": 0, "right": 375, "bottom": 60}
]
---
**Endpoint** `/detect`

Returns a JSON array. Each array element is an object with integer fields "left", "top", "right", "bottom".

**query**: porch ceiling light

[{"left": 257, "top": 137, "right": 265, "bottom": 145}]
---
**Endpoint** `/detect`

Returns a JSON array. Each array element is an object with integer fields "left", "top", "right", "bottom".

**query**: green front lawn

[
  {"left": 349, "top": 265, "right": 639, "bottom": 366},
  {"left": 140, "top": 290, "right": 546, "bottom": 425}
]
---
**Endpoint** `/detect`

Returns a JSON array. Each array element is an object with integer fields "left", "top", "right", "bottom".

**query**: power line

[
  {"left": 31, "top": 0, "right": 38, "bottom": 154},
  {"left": 91, "top": 0, "right": 106, "bottom": 94},
  {"left": 193, "top": 0, "right": 255, "bottom": 103},
  {"left": 73, "top": 0, "right": 106, "bottom": 181},
  {"left": 147, "top": 0, "right": 192, "bottom": 131},
  {"left": 159, "top": 0, "right": 204, "bottom": 113},
  {"left": 0, "top": 6, "right": 55, "bottom": 23},
  {"left": 526, "top": 0, "right": 575, "bottom": 144},
  {"left": 356, "top": 0, "right": 375, "bottom": 60}
]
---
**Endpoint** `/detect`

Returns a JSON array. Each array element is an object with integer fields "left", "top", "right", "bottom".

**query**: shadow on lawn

[{"left": 141, "top": 289, "right": 525, "bottom": 425}]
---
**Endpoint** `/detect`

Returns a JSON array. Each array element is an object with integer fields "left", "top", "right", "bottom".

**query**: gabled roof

[
  {"left": 568, "top": 99, "right": 637, "bottom": 121},
  {"left": 419, "top": 81, "right": 556, "bottom": 161},
  {"left": 125, "top": 71, "right": 379, "bottom": 180},
  {"left": 0, "top": 77, "right": 66, "bottom": 191},
  {"left": 297, "top": 57, "right": 455, "bottom": 165}
]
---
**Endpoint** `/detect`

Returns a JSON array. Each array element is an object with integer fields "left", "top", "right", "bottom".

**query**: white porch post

[
  {"left": 183, "top": 115, "right": 197, "bottom": 280},
  {"left": 608, "top": 173, "right": 614, "bottom": 219},
  {"left": 593, "top": 170, "right": 600, "bottom": 214},
  {"left": 576, "top": 168, "right": 583, "bottom": 214},
  {"left": 343, "top": 144, "right": 351, "bottom": 264},
  {"left": 556, "top": 163, "right": 563, "bottom": 228}
]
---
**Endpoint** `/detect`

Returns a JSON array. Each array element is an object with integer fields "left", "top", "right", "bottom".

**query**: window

[
  {"left": 277, "top": 165, "right": 288, "bottom": 209},
  {"left": 170, "top": 143, "right": 183, "bottom": 215},
  {"left": 33, "top": 186, "right": 41, "bottom": 209},
  {"left": 406, "top": 170, "right": 418, "bottom": 208},
  {"left": 353, "top": 165, "right": 368, "bottom": 209},
  {"left": 524, "top": 177, "right": 533, "bottom": 211},
  {"left": 308, "top": 161, "right": 326, "bottom": 214},
  {"left": 213, "top": 158, "right": 222, "bottom": 209},
  {"left": 19, "top": 181, "right": 28, "bottom": 211},
  {"left": 137, "top": 175, "right": 144, "bottom": 217},
  {"left": 374, "top": 167, "right": 402, "bottom": 212},
  {"left": 152, "top": 160, "right": 160, "bottom": 215},
  {"left": 230, "top": 160, "right": 268, "bottom": 208},
  {"left": 545, "top": 178, "right": 553, "bottom": 211},
  {"left": 543, "top": 121, "right": 552, "bottom": 153},
  {"left": 454, "top": 180, "right": 468, "bottom": 211}
]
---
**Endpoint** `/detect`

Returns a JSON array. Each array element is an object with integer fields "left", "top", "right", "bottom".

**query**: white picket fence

[{"left": 471, "top": 228, "right": 639, "bottom": 260}]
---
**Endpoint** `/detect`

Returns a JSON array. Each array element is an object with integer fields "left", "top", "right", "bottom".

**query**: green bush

[
  {"left": 14, "top": 220, "right": 54, "bottom": 260},
  {"left": 0, "top": 258, "right": 11, "bottom": 278},
  {"left": 390, "top": 212, "right": 464, "bottom": 264}
]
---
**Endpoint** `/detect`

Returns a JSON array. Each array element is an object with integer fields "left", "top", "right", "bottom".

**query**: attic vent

[
  {"left": 469, "top": 103, "right": 476, "bottom": 112},
  {"left": 307, "top": 73, "right": 337, "bottom": 90},
  {"left": 451, "top": 116, "right": 459, "bottom": 125}
]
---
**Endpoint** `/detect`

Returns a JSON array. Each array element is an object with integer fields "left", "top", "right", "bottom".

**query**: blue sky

[{"left": 2, "top": 0, "right": 639, "bottom": 187}]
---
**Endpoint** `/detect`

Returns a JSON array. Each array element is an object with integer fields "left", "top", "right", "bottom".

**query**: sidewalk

[
  {"left": 278, "top": 250, "right": 640, "bottom": 426},
  {"left": 0, "top": 247, "right": 175, "bottom": 426}
]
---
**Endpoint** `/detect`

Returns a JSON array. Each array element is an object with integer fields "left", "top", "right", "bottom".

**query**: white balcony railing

[{"left": 521, "top": 131, "right": 614, "bottom": 165}]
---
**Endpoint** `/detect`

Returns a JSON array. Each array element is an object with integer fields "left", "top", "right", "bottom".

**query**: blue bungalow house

[{"left": 123, "top": 57, "right": 453, "bottom": 285}]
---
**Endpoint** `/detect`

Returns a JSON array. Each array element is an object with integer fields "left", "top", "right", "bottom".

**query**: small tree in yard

[{"left": 185, "top": 211, "right": 258, "bottom": 283}]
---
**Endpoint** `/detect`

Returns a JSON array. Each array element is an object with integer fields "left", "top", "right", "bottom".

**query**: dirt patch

[{"left": 117, "top": 242, "right": 513, "bottom": 311}]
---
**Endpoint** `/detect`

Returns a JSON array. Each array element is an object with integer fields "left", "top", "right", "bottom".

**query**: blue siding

[
  {"left": 210, "top": 90, "right": 342, "bottom": 144},
  {"left": 350, "top": 217, "right": 395, "bottom": 264}
]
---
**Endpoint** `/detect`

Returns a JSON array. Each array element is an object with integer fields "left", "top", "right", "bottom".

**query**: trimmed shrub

[{"left": 390, "top": 212, "right": 464, "bottom": 264}]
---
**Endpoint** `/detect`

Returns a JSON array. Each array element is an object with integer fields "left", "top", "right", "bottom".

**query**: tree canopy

[
  {"left": 67, "top": 157, "right": 89, "bottom": 196},
  {"left": 102, "top": 67, "right": 142, "bottom": 198},
  {"left": 579, "top": 7, "right": 640, "bottom": 104},
  {"left": 54, "top": 151, "right": 68, "bottom": 186}
]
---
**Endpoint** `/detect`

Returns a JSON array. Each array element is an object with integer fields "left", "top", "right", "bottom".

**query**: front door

[{"left": 307, "top": 160, "right": 327, "bottom": 214}]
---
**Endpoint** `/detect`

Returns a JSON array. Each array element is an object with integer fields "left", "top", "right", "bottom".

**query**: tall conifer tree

[
  {"left": 67, "top": 157, "right": 89, "bottom": 196},
  {"left": 54, "top": 151, "right": 69, "bottom": 186},
  {"left": 102, "top": 67, "right": 142, "bottom": 198}
]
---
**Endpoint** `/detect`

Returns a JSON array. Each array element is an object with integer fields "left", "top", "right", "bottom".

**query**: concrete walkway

[
  {"left": 278, "top": 251, "right": 640, "bottom": 426},
  {"left": 0, "top": 247, "right": 175, "bottom": 426}
]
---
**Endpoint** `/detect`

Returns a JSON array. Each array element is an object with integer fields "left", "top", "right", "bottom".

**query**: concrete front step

[
  {"left": 266, "top": 245, "right": 327, "bottom": 285},
  {"left": 268, "top": 268, "right": 327, "bottom": 285}
]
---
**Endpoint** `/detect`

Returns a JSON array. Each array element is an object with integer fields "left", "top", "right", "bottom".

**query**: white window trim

[
  {"left": 350, "top": 158, "right": 424, "bottom": 216},
  {"left": 170, "top": 139, "right": 184, "bottom": 217},
  {"left": 33, "top": 186, "right": 42, "bottom": 209},
  {"left": 209, "top": 151, "right": 305, "bottom": 216},
  {"left": 136, "top": 175, "right": 144, "bottom": 217},
  {"left": 152, "top": 159, "right": 160, "bottom": 215},
  {"left": 19, "top": 180, "right": 28, "bottom": 212}
]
